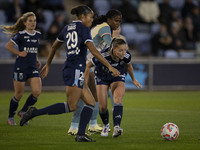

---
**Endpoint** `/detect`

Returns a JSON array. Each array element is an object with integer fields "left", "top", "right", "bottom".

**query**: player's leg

[
  {"left": 7, "top": 80, "right": 25, "bottom": 125},
  {"left": 68, "top": 99, "right": 84, "bottom": 135},
  {"left": 96, "top": 84, "right": 110, "bottom": 136},
  {"left": 18, "top": 77, "right": 41, "bottom": 116},
  {"left": 20, "top": 86, "right": 81, "bottom": 126},
  {"left": 110, "top": 81, "right": 125, "bottom": 137},
  {"left": 87, "top": 72, "right": 102, "bottom": 133},
  {"left": 75, "top": 83, "right": 96, "bottom": 142}
]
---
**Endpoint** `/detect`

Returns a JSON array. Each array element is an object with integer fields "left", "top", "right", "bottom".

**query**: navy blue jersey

[
  {"left": 92, "top": 48, "right": 131, "bottom": 81},
  {"left": 11, "top": 30, "right": 41, "bottom": 71},
  {"left": 57, "top": 20, "right": 93, "bottom": 70}
]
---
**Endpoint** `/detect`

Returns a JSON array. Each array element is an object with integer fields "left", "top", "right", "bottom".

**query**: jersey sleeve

[
  {"left": 57, "top": 27, "right": 65, "bottom": 42},
  {"left": 11, "top": 33, "right": 20, "bottom": 45},
  {"left": 124, "top": 51, "right": 131, "bottom": 64},
  {"left": 82, "top": 26, "right": 93, "bottom": 44},
  {"left": 91, "top": 57, "right": 98, "bottom": 66},
  {"left": 99, "top": 26, "right": 111, "bottom": 37}
]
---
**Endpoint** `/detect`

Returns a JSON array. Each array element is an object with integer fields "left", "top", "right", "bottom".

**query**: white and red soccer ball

[{"left": 161, "top": 122, "right": 179, "bottom": 141}]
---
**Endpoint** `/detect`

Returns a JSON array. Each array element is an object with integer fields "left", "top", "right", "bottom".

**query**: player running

[
  {"left": 68, "top": 9, "right": 122, "bottom": 135},
  {"left": 1, "top": 12, "right": 42, "bottom": 126},
  {"left": 20, "top": 5, "right": 120, "bottom": 142},
  {"left": 84, "top": 38, "right": 142, "bottom": 137}
]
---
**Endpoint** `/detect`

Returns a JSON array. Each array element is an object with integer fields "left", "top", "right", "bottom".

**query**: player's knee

[
  {"left": 14, "top": 90, "right": 24, "bottom": 100},
  {"left": 99, "top": 105, "right": 107, "bottom": 112},
  {"left": 32, "top": 89, "right": 41, "bottom": 98},
  {"left": 68, "top": 103, "right": 77, "bottom": 112}
]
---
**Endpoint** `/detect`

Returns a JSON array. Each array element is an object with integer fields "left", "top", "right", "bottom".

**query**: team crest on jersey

[{"left": 19, "top": 73, "right": 23, "bottom": 80}]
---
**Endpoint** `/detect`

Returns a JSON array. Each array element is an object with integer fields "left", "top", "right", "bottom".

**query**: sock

[
  {"left": 77, "top": 104, "right": 94, "bottom": 135},
  {"left": 89, "top": 102, "right": 99, "bottom": 126},
  {"left": 113, "top": 103, "right": 123, "bottom": 127},
  {"left": 21, "top": 94, "right": 37, "bottom": 112},
  {"left": 108, "top": 90, "right": 114, "bottom": 109},
  {"left": 99, "top": 109, "right": 109, "bottom": 125},
  {"left": 8, "top": 97, "right": 19, "bottom": 118},
  {"left": 33, "top": 102, "right": 70, "bottom": 117},
  {"left": 70, "top": 99, "right": 84, "bottom": 129}
]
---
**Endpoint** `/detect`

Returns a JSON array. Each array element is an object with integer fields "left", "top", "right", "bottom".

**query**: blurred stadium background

[{"left": 0, "top": 0, "right": 200, "bottom": 91}]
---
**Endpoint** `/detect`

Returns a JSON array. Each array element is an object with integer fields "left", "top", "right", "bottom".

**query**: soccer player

[
  {"left": 68, "top": 9, "right": 122, "bottom": 135},
  {"left": 1, "top": 12, "right": 42, "bottom": 126},
  {"left": 85, "top": 38, "right": 142, "bottom": 137},
  {"left": 20, "top": 5, "right": 120, "bottom": 142}
]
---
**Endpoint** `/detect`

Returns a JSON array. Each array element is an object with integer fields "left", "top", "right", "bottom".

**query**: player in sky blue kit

[
  {"left": 68, "top": 9, "right": 122, "bottom": 135},
  {"left": 1, "top": 12, "right": 42, "bottom": 126},
  {"left": 84, "top": 38, "right": 142, "bottom": 137},
  {"left": 20, "top": 5, "right": 120, "bottom": 142}
]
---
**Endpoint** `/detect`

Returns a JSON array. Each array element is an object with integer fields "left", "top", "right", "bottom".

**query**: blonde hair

[
  {"left": 110, "top": 38, "right": 127, "bottom": 50},
  {"left": 1, "top": 12, "right": 36, "bottom": 37}
]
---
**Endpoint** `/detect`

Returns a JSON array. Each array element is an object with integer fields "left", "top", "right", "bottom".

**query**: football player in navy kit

[
  {"left": 84, "top": 38, "right": 142, "bottom": 138},
  {"left": 1, "top": 12, "right": 42, "bottom": 126},
  {"left": 20, "top": 6, "right": 120, "bottom": 142}
]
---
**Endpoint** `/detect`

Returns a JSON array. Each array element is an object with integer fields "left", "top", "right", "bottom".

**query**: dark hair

[
  {"left": 71, "top": 5, "right": 93, "bottom": 17},
  {"left": 91, "top": 9, "right": 122, "bottom": 28}
]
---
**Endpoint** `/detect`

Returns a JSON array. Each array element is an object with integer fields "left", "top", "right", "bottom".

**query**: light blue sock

[
  {"left": 108, "top": 89, "right": 114, "bottom": 109},
  {"left": 89, "top": 102, "right": 99, "bottom": 126},
  {"left": 69, "top": 99, "right": 84, "bottom": 129}
]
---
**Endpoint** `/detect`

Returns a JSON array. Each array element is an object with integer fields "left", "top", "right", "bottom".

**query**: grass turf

[{"left": 0, "top": 91, "right": 200, "bottom": 150}]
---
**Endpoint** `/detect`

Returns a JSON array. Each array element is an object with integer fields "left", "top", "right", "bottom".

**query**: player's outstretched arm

[{"left": 126, "top": 63, "right": 142, "bottom": 88}]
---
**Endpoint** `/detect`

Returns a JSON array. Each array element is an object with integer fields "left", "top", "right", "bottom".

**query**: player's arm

[
  {"left": 84, "top": 61, "right": 94, "bottom": 83},
  {"left": 126, "top": 63, "right": 142, "bottom": 88},
  {"left": 40, "top": 40, "right": 63, "bottom": 79},
  {"left": 102, "top": 34, "right": 112, "bottom": 46},
  {"left": 5, "top": 41, "right": 27, "bottom": 57},
  {"left": 86, "top": 41, "right": 120, "bottom": 77}
]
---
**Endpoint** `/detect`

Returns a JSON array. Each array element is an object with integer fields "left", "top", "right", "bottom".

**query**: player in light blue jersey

[
  {"left": 68, "top": 9, "right": 122, "bottom": 135},
  {"left": 20, "top": 5, "right": 120, "bottom": 142},
  {"left": 85, "top": 38, "right": 142, "bottom": 138},
  {"left": 1, "top": 12, "right": 42, "bottom": 126}
]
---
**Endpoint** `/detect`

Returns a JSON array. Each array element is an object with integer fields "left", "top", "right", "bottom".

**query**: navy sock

[
  {"left": 77, "top": 104, "right": 94, "bottom": 135},
  {"left": 33, "top": 102, "right": 70, "bottom": 117},
  {"left": 8, "top": 97, "right": 19, "bottom": 118},
  {"left": 21, "top": 94, "right": 37, "bottom": 112},
  {"left": 99, "top": 109, "right": 109, "bottom": 125},
  {"left": 113, "top": 103, "right": 123, "bottom": 127}
]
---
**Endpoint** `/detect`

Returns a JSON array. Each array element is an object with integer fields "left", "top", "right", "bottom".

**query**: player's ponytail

[
  {"left": 1, "top": 12, "right": 36, "bottom": 37},
  {"left": 91, "top": 9, "right": 122, "bottom": 29},
  {"left": 71, "top": 5, "right": 93, "bottom": 17}
]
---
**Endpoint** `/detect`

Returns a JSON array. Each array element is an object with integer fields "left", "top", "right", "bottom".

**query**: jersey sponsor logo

[
  {"left": 67, "top": 47, "right": 80, "bottom": 55},
  {"left": 24, "top": 47, "right": 38, "bottom": 53}
]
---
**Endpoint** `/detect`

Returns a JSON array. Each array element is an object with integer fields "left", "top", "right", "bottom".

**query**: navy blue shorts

[
  {"left": 63, "top": 67, "right": 85, "bottom": 89},
  {"left": 13, "top": 69, "right": 40, "bottom": 82},
  {"left": 95, "top": 74, "right": 125, "bottom": 85}
]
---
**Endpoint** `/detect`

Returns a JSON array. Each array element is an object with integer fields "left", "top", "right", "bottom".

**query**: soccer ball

[{"left": 161, "top": 122, "right": 179, "bottom": 141}]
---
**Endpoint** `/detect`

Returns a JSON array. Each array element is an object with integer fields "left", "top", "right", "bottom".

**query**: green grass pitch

[{"left": 0, "top": 91, "right": 200, "bottom": 150}]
